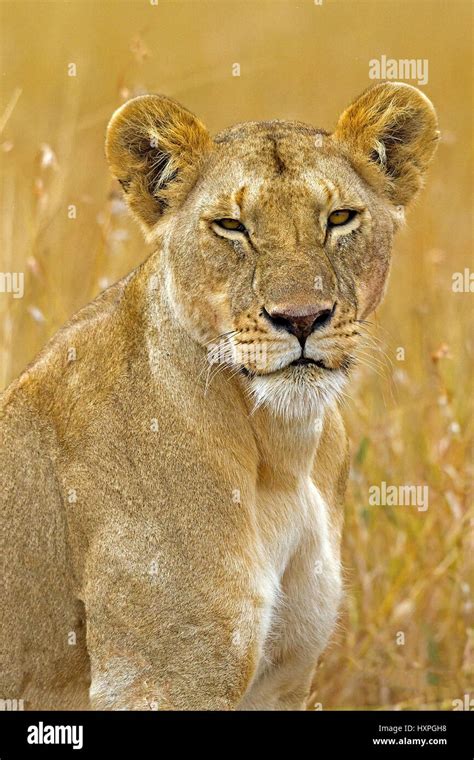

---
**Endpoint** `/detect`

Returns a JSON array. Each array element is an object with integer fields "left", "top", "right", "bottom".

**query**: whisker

[{"left": 203, "top": 329, "right": 241, "bottom": 348}]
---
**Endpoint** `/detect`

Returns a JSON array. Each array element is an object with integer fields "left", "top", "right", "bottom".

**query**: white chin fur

[{"left": 247, "top": 367, "right": 348, "bottom": 420}]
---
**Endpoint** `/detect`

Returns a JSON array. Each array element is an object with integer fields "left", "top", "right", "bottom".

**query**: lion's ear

[
  {"left": 333, "top": 82, "right": 439, "bottom": 206},
  {"left": 106, "top": 94, "right": 212, "bottom": 230}
]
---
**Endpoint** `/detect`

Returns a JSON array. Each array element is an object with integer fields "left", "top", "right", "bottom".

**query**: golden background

[{"left": 0, "top": 0, "right": 472, "bottom": 709}]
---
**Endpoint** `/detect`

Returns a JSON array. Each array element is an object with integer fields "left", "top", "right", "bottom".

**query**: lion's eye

[
  {"left": 214, "top": 218, "right": 247, "bottom": 233},
  {"left": 327, "top": 209, "right": 357, "bottom": 227}
]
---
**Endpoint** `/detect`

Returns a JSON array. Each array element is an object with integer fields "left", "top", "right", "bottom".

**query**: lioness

[{"left": 0, "top": 83, "right": 438, "bottom": 710}]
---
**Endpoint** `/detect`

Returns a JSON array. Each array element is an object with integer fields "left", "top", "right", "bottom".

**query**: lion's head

[{"left": 106, "top": 83, "right": 438, "bottom": 417}]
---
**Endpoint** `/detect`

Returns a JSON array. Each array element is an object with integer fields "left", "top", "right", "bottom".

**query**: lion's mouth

[
  {"left": 240, "top": 355, "right": 353, "bottom": 378},
  {"left": 289, "top": 357, "right": 327, "bottom": 369}
]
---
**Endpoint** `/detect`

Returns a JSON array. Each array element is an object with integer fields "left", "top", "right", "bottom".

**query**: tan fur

[{"left": 0, "top": 83, "right": 437, "bottom": 710}]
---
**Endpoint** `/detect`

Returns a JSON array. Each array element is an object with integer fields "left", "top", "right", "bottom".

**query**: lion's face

[
  {"left": 106, "top": 84, "right": 438, "bottom": 416},
  {"left": 162, "top": 126, "right": 398, "bottom": 415}
]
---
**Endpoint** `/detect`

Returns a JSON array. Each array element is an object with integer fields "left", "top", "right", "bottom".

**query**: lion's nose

[{"left": 263, "top": 302, "right": 335, "bottom": 346}]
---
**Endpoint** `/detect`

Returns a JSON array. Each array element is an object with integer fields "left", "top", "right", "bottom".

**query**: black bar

[{"left": 0, "top": 710, "right": 472, "bottom": 758}]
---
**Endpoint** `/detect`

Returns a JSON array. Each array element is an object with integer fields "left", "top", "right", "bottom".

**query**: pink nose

[{"left": 264, "top": 302, "right": 335, "bottom": 345}]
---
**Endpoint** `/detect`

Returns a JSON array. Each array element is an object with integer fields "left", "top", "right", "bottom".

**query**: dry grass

[{"left": 1, "top": 0, "right": 472, "bottom": 710}]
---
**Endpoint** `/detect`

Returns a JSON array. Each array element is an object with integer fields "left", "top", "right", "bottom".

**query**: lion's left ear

[
  {"left": 333, "top": 82, "right": 439, "bottom": 206},
  {"left": 106, "top": 94, "right": 212, "bottom": 232}
]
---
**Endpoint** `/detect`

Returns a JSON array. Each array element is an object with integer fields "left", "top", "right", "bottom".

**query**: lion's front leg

[
  {"left": 239, "top": 527, "right": 343, "bottom": 711},
  {"left": 83, "top": 530, "right": 269, "bottom": 711},
  {"left": 237, "top": 651, "right": 318, "bottom": 711}
]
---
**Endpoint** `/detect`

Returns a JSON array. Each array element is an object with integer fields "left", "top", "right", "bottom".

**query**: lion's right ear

[
  {"left": 106, "top": 94, "right": 212, "bottom": 231},
  {"left": 333, "top": 82, "right": 439, "bottom": 207}
]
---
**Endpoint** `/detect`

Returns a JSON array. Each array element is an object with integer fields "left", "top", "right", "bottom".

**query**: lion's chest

[{"left": 253, "top": 476, "right": 342, "bottom": 660}]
